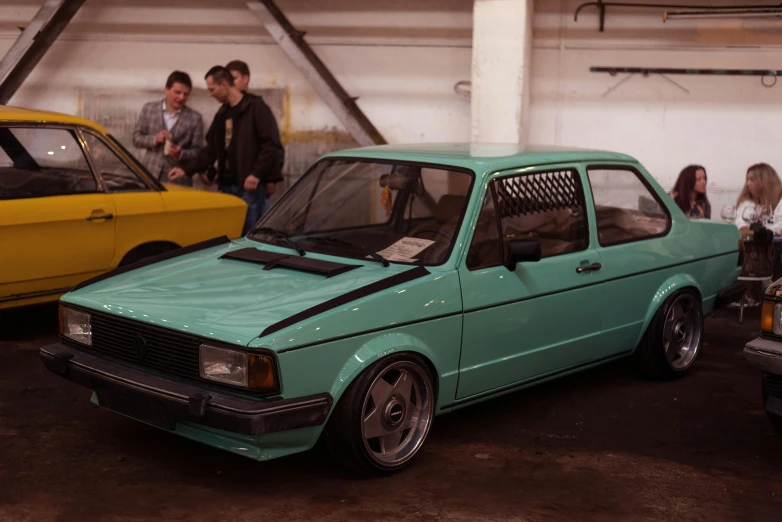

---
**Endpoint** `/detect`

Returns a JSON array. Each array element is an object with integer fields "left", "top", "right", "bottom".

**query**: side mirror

[{"left": 504, "top": 239, "right": 541, "bottom": 271}]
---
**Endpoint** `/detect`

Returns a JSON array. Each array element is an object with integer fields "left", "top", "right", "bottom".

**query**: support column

[{"left": 470, "top": 0, "right": 534, "bottom": 144}]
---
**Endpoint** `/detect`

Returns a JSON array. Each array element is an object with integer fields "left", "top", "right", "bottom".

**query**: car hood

[{"left": 64, "top": 240, "right": 438, "bottom": 347}]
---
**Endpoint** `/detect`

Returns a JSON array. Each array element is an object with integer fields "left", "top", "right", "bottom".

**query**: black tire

[
  {"left": 761, "top": 375, "right": 782, "bottom": 435},
  {"left": 634, "top": 289, "right": 703, "bottom": 380},
  {"left": 767, "top": 413, "right": 782, "bottom": 434},
  {"left": 324, "top": 353, "right": 435, "bottom": 476},
  {"left": 119, "top": 242, "right": 179, "bottom": 267}
]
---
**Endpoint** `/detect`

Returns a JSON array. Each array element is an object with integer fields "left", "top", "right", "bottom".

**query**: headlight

[
  {"left": 762, "top": 300, "right": 782, "bottom": 335},
  {"left": 199, "top": 344, "right": 277, "bottom": 390},
  {"left": 59, "top": 305, "right": 92, "bottom": 346}
]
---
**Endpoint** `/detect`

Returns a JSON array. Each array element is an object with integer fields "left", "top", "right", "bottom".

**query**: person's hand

[
  {"left": 199, "top": 173, "right": 213, "bottom": 185},
  {"left": 168, "top": 144, "right": 182, "bottom": 159},
  {"left": 155, "top": 130, "right": 171, "bottom": 145},
  {"left": 168, "top": 167, "right": 186, "bottom": 181},
  {"left": 266, "top": 182, "right": 277, "bottom": 197},
  {"left": 244, "top": 174, "right": 260, "bottom": 192}
]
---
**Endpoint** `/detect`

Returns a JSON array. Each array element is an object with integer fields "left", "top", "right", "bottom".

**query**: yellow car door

[
  {"left": 80, "top": 129, "right": 247, "bottom": 259},
  {"left": 79, "top": 131, "right": 169, "bottom": 266},
  {"left": 0, "top": 126, "right": 116, "bottom": 308}
]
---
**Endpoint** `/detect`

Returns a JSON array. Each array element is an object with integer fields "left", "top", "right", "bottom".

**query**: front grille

[
  {"left": 61, "top": 306, "right": 279, "bottom": 397},
  {"left": 81, "top": 310, "right": 202, "bottom": 382},
  {"left": 766, "top": 373, "right": 782, "bottom": 399}
]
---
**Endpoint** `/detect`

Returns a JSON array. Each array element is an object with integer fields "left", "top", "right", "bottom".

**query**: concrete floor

[{"left": 1, "top": 303, "right": 781, "bottom": 521}]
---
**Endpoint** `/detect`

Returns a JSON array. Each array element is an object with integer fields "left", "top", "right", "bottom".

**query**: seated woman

[
  {"left": 670, "top": 164, "right": 711, "bottom": 219},
  {"left": 735, "top": 163, "right": 782, "bottom": 236},
  {"left": 732, "top": 163, "right": 782, "bottom": 308}
]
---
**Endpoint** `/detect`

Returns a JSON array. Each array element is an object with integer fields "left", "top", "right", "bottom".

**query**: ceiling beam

[
  {"left": 248, "top": 0, "right": 386, "bottom": 147},
  {"left": 0, "top": 0, "right": 87, "bottom": 105}
]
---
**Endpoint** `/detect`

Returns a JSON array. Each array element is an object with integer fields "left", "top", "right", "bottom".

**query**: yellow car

[{"left": 0, "top": 105, "right": 247, "bottom": 310}]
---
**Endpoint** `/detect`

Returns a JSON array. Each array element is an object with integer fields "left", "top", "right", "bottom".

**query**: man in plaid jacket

[{"left": 133, "top": 71, "right": 205, "bottom": 186}]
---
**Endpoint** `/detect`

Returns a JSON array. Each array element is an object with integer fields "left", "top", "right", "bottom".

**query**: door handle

[
  {"left": 86, "top": 213, "right": 114, "bottom": 221},
  {"left": 576, "top": 262, "right": 601, "bottom": 273}
]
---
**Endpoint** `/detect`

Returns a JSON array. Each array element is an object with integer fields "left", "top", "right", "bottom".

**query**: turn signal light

[
  {"left": 762, "top": 301, "right": 775, "bottom": 333},
  {"left": 248, "top": 354, "right": 277, "bottom": 390}
]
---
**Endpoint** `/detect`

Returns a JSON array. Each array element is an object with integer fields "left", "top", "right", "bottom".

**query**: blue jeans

[{"left": 221, "top": 184, "right": 268, "bottom": 235}]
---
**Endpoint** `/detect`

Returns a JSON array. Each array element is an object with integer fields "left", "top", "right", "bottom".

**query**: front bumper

[
  {"left": 40, "top": 342, "right": 332, "bottom": 436},
  {"left": 744, "top": 337, "right": 782, "bottom": 417},
  {"left": 744, "top": 336, "right": 782, "bottom": 376}
]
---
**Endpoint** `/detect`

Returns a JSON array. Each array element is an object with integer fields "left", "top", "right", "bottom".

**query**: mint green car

[{"left": 41, "top": 144, "right": 744, "bottom": 474}]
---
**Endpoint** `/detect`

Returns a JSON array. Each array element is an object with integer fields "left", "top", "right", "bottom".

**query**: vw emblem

[{"left": 133, "top": 335, "right": 147, "bottom": 359}]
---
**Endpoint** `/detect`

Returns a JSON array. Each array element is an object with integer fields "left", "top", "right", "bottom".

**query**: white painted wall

[
  {"left": 2, "top": 0, "right": 781, "bottom": 215},
  {"left": 0, "top": 0, "right": 473, "bottom": 145},
  {"left": 531, "top": 0, "right": 782, "bottom": 217}
]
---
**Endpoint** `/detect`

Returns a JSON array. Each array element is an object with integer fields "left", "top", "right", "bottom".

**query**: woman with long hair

[
  {"left": 735, "top": 163, "right": 782, "bottom": 235},
  {"left": 671, "top": 165, "right": 710, "bottom": 219},
  {"left": 732, "top": 163, "right": 782, "bottom": 308}
]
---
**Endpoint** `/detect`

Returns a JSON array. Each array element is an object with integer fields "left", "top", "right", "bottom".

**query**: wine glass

[
  {"left": 720, "top": 205, "right": 736, "bottom": 224},
  {"left": 760, "top": 204, "right": 773, "bottom": 226},
  {"left": 742, "top": 205, "right": 759, "bottom": 225}
]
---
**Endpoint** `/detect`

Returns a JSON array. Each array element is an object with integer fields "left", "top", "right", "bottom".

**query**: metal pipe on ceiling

[
  {"left": 664, "top": 8, "right": 782, "bottom": 21},
  {"left": 591, "top": 66, "right": 781, "bottom": 88},
  {"left": 574, "top": 1, "right": 782, "bottom": 31}
]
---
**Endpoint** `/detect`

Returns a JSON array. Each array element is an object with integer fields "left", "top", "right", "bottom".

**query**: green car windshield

[{"left": 248, "top": 158, "right": 474, "bottom": 266}]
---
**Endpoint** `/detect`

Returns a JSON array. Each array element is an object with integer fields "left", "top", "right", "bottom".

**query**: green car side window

[
  {"left": 587, "top": 166, "right": 671, "bottom": 247},
  {"left": 466, "top": 190, "right": 502, "bottom": 270},
  {"left": 466, "top": 169, "right": 589, "bottom": 270}
]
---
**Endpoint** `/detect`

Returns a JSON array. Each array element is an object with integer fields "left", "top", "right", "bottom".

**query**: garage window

[{"left": 587, "top": 166, "right": 671, "bottom": 247}]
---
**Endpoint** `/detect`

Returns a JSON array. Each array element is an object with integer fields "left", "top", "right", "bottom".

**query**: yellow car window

[
  {"left": 83, "top": 133, "right": 149, "bottom": 193},
  {"left": 0, "top": 127, "right": 96, "bottom": 200}
]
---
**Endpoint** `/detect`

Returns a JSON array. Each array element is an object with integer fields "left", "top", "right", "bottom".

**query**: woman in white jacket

[
  {"left": 732, "top": 163, "right": 782, "bottom": 307},
  {"left": 735, "top": 163, "right": 782, "bottom": 236}
]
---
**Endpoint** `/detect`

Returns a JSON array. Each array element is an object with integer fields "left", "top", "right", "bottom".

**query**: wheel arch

[
  {"left": 327, "top": 334, "right": 442, "bottom": 413},
  {"left": 634, "top": 274, "right": 703, "bottom": 349},
  {"left": 118, "top": 240, "right": 181, "bottom": 267}
]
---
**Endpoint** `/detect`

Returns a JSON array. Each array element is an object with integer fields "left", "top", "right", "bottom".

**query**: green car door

[
  {"left": 580, "top": 161, "right": 736, "bottom": 357},
  {"left": 455, "top": 164, "right": 609, "bottom": 401}
]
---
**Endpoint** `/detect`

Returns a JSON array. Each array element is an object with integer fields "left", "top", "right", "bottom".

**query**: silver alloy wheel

[
  {"left": 663, "top": 293, "right": 702, "bottom": 370},
  {"left": 361, "top": 360, "right": 433, "bottom": 467}
]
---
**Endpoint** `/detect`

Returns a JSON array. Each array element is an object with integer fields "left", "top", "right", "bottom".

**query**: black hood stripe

[
  {"left": 260, "top": 266, "right": 430, "bottom": 338},
  {"left": 71, "top": 236, "right": 231, "bottom": 293}
]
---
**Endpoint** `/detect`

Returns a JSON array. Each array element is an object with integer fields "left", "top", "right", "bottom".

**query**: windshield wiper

[
  {"left": 251, "top": 226, "right": 306, "bottom": 256},
  {"left": 304, "top": 236, "right": 390, "bottom": 267}
]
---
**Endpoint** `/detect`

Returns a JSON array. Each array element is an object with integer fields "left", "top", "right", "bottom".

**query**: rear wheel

[
  {"left": 634, "top": 289, "right": 703, "bottom": 380},
  {"left": 324, "top": 353, "right": 435, "bottom": 475}
]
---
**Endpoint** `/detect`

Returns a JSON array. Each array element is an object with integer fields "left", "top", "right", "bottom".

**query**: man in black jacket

[{"left": 169, "top": 65, "right": 284, "bottom": 234}]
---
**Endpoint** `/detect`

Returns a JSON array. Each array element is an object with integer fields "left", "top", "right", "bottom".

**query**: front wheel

[
  {"left": 324, "top": 353, "right": 435, "bottom": 475},
  {"left": 634, "top": 289, "right": 703, "bottom": 380}
]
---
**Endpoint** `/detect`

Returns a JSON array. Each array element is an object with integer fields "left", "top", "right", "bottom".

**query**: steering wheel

[{"left": 408, "top": 225, "right": 451, "bottom": 242}]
